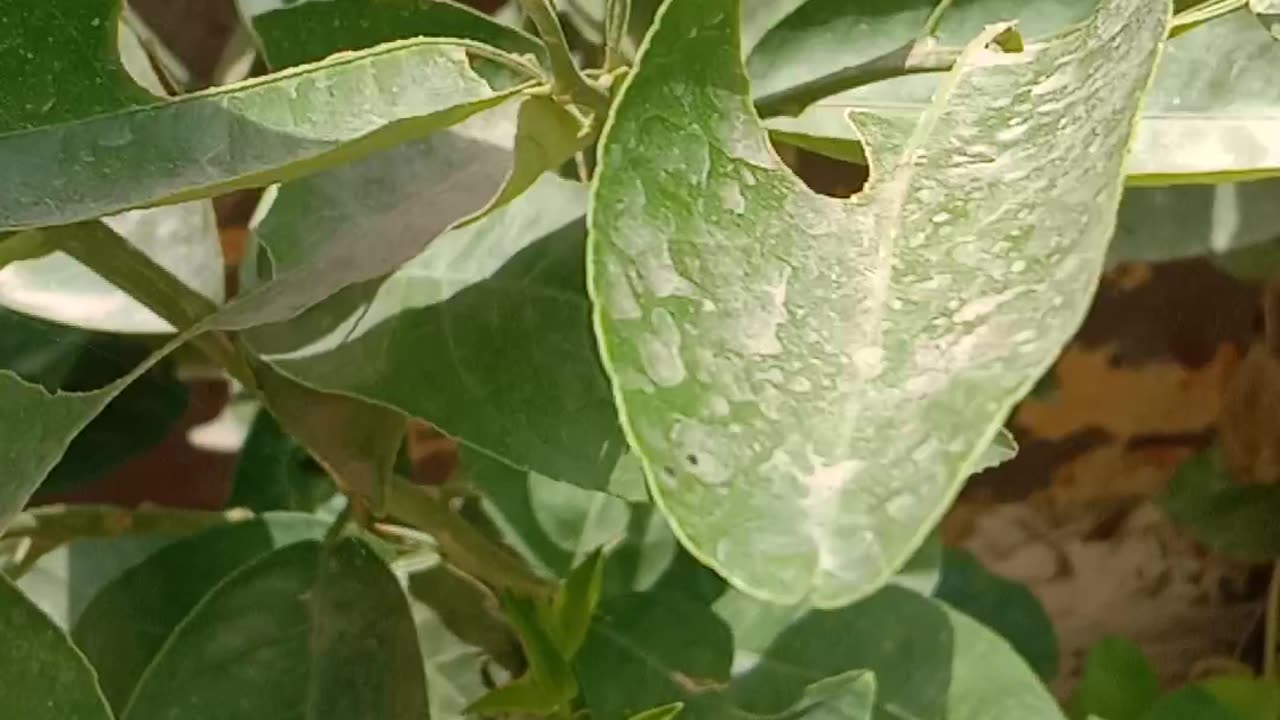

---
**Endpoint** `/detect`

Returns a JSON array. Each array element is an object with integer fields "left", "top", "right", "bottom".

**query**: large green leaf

[
  {"left": 577, "top": 584, "right": 1063, "bottom": 719},
  {"left": 195, "top": 2, "right": 579, "bottom": 332},
  {"left": 72, "top": 514, "right": 326, "bottom": 712},
  {"left": 1, "top": 0, "right": 532, "bottom": 230},
  {"left": 0, "top": 575, "right": 113, "bottom": 720},
  {"left": 247, "top": 176, "right": 626, "bottom": 488},
  {"left": 590, "top": 0, "right": 1167, "bottom": 604},
  {"left": 752, "top": 3, "right": 1280, "bottom": 183},
  {"left": 122, "top": 538, "right": 428, "bottom": 720},
  {"left": 240, "top": 0, "right": 547, "bottom": 71}
]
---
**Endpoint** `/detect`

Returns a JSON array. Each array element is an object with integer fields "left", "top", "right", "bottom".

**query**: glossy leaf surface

[{"left": 591, "top": 0, "right": 1168, "bottom": 604}]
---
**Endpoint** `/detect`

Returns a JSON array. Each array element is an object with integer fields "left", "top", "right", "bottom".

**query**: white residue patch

[{"left": 951, "top": 287, "right": 1025, "bottom": 323}]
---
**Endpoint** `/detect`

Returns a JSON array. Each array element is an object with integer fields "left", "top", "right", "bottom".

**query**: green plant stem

[
  {"left": 1267, "top": 562, "right": 1280, "bottom": 678},
  {"left": 517, "top": 0, "right": 610, "bottom": 114},
  {"left": 53, "top": 222, "right": 257, "bottom": 389},
  {"left": 604, "top": 0, "right": 632, "bottom": 71},
  {"left": 3, "top": 504, "right": 251, "bottom": 542},
  {"left": 3, "top": 504, "right": 251, "bottom": 575},
  {"left": 385, "top": 476, "right": 553, "bottom": 599},
  {"left": 754, "top": 40, "right": 963, "bottom": 119},
  {"left": 54, "top": 225, "right": 549, "bottom": 604}
]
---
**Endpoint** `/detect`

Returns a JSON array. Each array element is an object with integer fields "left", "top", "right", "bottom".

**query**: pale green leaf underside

[
  {"left": 0, "top": 38, "right": 523, "bottom": 230},
  {"left": 591, "top": 0, "right": 1168, "bottom": 604},
  {"left": 757, "top": 6, "right": 1280, "bottom": 183}
]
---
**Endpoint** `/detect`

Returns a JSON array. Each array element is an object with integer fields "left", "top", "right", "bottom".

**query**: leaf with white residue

[{"left": 590, "top": 0, "right": 1169, "bottom": 604}]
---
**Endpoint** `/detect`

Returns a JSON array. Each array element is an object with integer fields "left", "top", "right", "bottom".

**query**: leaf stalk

[
  {"left": 518, "top": 0, "right": 611, "bottom": 114},
  {"left": 753, "top": 40, "right": 963, "bottom": 119}
]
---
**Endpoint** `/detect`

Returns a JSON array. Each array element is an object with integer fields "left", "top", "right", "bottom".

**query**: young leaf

[
  {"left": 71, "top": 514, "right": 326, "bottom": 712},
  {"left": 1070, "top": 637, "right": 1160, "bottom": 720},
  {"left": 543, "top": 549, "right": 608, "bottom": 658},
  {"left": 1161, "top": 448, "right": 1280, "bottom": 560},
  {"left": 122, "top": 538, "right": 428, "bottom": 720},
  {"left": 752, "top": 3, "right": 1280, "bottom": 183},
  {"left": 467, "top": 594, "right": 579, "bottom": 715},
  {"left": 1, "top": 0, "right": 530, "bottom": 230},
  {"left": 590, "top": 0, "right": 1169, "bottom": 605},
  {"left": 0, "top": 575, "right": 113, "bottom": 720},
  {"left": 935, "top": 549, "right": 1059, "bottom": 681}
]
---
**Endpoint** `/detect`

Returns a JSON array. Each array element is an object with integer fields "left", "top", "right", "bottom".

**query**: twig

[
  {"left": 385, "top": 476, "right": 553, "bottom": 599},
  {"left": 754, "top": 40, "right": 963, "bottom": 119},
  {"left": 2, "top": 504, "right": 250, "bottom": 541},
  {"left": 517, "top": 0, "right": 610, "bottom": 114},
  {"left": 604, "top": 0, "right": 632, "bottom": 72}
]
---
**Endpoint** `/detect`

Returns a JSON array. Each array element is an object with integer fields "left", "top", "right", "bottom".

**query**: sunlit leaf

[
  {"left": 0, "top": 575, "right": 113, "bottom": 720},
  {"left": 577, "top": 584, "right": 1062, "bottom": 719},
  {"left": 752, "top": 3, "right": 1280, "bottom": 183},
  {"left": 1, "top": 0, "right": 531, "bottom": 230},
  {"left": 122, "top": 538, "right": 427, "bottom": 720},
  {"left": 591, "top": 0, "right": 1167, "bottom": 604},
  {"left": 247, "top": 177, "right": 625, "bottom": 489}
]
